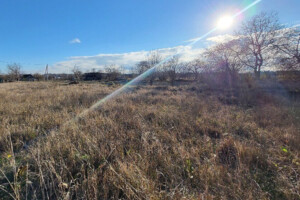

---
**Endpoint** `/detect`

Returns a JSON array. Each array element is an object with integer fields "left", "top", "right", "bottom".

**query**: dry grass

[{"left": 0, "top": 81, "right": 299, "bottom": 199}]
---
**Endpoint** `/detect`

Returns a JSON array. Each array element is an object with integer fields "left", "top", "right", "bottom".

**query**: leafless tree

[
  {"left": 273, "top": 26, "right": 300, "bottom": 70},
  {"left": 72, "top": 65, "right": 82, "bottom": 81},
  {"left": 105, "top": 64, "right": 121, "bottom": 81},
  {"left": 147, "top": 51, "right": 162, "bottom": 85},
  {"left": 135, "top": 61, "right": 149, "bottom": 74},
  {"left": 147, "top": 51, "right": 162, "bottom": 67},
  {"left": 119, "top": 65, "right": 126, "bottom": 74},
  {"left": 164, "top": 55, "right": 179, "bottom": 85},
  {"left": 135, "top": 51, "right": 162, "bottom": 85},
  {"left": 186, "top": 58, "right": 206, "bottom": 81},
  {"left": 7, "top": 63, "right": 21, "bottom": 81},
  {"left": 235, "top": 12, "right": 281, "bottom": 78},
  {"left": 205, "top": 40, "right": 243, "bottom": 86}
]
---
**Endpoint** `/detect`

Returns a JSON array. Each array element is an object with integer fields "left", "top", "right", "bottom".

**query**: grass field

[{"left": 0, "top": 81, "right": 299, "bottom": 199}]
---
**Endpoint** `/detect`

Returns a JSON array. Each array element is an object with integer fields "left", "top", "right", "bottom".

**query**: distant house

[
  {"left": 21, "top": 74, "right": 35, "bottom": 81},
  {"left": 83, "top": 72, "right": 104, "bottom": 81},
  {"left": 52, "top": 74, "right": 71, "bottom": 80}
]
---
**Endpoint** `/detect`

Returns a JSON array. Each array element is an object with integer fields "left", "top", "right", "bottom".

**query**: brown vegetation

[{"left": 0, "top": 79, "right": 299, "bottom": 199}]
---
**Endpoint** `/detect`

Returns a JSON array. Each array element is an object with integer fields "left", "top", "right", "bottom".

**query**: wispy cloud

[
  {"left": 69, "top": 38, "right": 81, "bottom": 44},
  {"left": 206, "top": 34, "right": 238, "bottom": 43},
  {"left": 184, "top": 37, "right": 200, "bottom": 43}
]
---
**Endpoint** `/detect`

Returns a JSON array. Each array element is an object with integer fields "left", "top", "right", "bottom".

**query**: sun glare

[{"left": 217, "top": 15, "right": 234, "bottom": 30}]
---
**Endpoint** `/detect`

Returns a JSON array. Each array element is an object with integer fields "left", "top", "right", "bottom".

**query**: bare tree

[
  {"left": 147, "top": 51, "right": 162, "bottom": 85},
  {"left": 72, "top": 65, "right": 82, "bottom": 81},
  {"left": 135, "top": 51, "right": 162, "bottom": 85},
  {"left": 187, "top": 59, "right": 206, "bottom": 81},
  {"left": 7, "top": 63, "right": 21, "bottom": 81},
  {"left": 164, "top": 55, "right": 179, "bottom": 85},
  {"left": 205, "top": 40, "right": 243, "bottom": 86},
  {"left": 147, "top": 51, "right": 162, "bottom": 67},
  {"left": 273, "top": 26, "right": 300, "bottom": 70},
  {"left": 135, "top": 61, "right": 150, "bottom": 74},
  {"left": 119, "top": 65, "right": 126, "bottom": 74},
  {"left": 235, "top": 12, "right": 281, "bottom": 78},
  {"left": 105, "top": 64, "right": 121, "bottom": 81}
]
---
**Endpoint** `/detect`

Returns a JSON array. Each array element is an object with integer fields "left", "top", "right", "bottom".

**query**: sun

[{"left": 217, "top": 15, "right": 234, "bottom": 30}]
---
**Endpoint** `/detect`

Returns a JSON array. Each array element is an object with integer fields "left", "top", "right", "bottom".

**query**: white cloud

[
  {"left": 206, "top": 34, "right": 238, "bottom": 43},
  {"left": 69, "top": 38, "right": 81, "bottom": 44},
  {"left": 50, "top": 46, "right": 204, "bottom": 73}
]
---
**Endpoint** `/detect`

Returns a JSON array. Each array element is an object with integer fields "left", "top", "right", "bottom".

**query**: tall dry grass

[{"left": 0, "top": 81, "right": 299, "bottom": 199}]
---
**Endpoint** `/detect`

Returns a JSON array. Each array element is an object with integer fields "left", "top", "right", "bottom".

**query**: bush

[{"left": 217, "top": 139, "right": 239, "bottom": 169}]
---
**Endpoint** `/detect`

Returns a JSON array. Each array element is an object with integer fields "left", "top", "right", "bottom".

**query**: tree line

[
  {"left": 134, "top": 12, "right": 300, "bottom": 85},
  {"left": 1, "top": 11, "right": 299, "bottom": 84}
]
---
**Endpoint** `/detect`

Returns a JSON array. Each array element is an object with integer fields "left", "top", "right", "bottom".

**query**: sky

[{"left": 0, "top": 0, "right": 299, "bottom": 73}]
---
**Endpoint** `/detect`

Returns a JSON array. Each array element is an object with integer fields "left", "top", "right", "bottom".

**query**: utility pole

[{"left": 44, "top": 64, "right": 48, "bottom": 81}]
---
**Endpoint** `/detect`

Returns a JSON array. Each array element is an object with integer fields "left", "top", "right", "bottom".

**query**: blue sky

[{"left": 0, "top": 0, "right": 299, "bottom": 73}]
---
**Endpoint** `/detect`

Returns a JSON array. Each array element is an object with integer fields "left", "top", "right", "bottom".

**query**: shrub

[{"left": 217, "top": 139, "right": 239, "bottom": 169}]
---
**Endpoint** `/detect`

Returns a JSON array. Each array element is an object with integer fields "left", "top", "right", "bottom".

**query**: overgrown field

[{"left": 0, "top": 81, "right": 299, "bottom": 199}]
